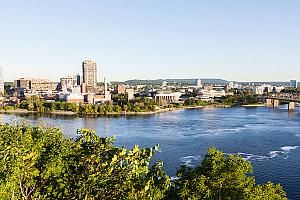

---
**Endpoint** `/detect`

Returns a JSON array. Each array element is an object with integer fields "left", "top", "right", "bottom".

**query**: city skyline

[{"left": 1, "top": 1, "right": 300, "bottom": 82}]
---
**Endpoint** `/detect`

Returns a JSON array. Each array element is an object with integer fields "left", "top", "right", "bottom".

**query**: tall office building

[
  {"left": 82, "top": 60, "right": 97, "bottom": 87},
  {"left": 196, "top": 78, "right": 202, "bottom": 88},
  {"left": 0, "top": 67, "right": 4, "bottom": 95},
  {"left": 290, "top": 80, "right": 298, "bottom": 88}
]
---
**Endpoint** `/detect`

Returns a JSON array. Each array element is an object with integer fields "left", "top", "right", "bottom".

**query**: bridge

[{"left": 265, "top": 96, "right": 300, "bottom": 110}]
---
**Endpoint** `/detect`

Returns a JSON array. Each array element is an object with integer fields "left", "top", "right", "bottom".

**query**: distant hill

[{"left": 122, "top": 78, "right": 229, "bottom": 85}]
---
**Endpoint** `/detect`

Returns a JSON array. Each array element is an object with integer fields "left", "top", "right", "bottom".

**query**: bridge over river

[{"left": 265, "top": 96, "right": 300, "bottom": 110}]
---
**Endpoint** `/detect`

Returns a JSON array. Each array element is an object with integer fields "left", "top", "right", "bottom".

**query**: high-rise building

[
  {"left": 0, "top": 67, "right": 4, "bottom": 95},
  {"left": 196, "top": 78, "right": 202, "bottom": 88},
  {"left": 290, "top": 80, "right": 298, "bottom": 88},
  {"left": 82, "top": 60, "right": 97, "bottom": 87}
]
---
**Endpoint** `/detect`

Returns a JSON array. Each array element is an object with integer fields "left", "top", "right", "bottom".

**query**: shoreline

[
  {"left": 241, "top": 104, "right": 266, "bottom": 107},
  {"left": 0, "top": 104, "right": 268, "bottom": 117},
  {"left": 0, "top": 105, "right": 205, "bottom": 116},
  {"left": 0, "top": 109, "right": 77, "bottom": 116}
]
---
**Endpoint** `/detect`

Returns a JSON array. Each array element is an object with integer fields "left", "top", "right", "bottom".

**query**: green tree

[
  {"left": 113, "top": 105, "right": 122, "bottom": 113},
  {"left": 169, "top": 148, "right": 287, "bottom": 200}
]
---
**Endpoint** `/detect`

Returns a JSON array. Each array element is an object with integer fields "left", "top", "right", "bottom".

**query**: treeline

[
  {"left": 218, "top": 94, "right": 260, "bottom": 105},
  {"left": 10, "top": 97, "right": 158, "bottom": 114},
  {"left": 0, "top": 122, "right": 287, "bottom": 199}
]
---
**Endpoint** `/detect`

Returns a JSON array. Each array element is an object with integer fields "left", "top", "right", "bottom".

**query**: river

[{"left": 1, "top": 106, "right": 300, "bottom": 199}]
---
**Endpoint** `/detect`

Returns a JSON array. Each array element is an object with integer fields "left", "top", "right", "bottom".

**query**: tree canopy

[{"left": 0, "top": 122, "right": 287, "bottom": 199}]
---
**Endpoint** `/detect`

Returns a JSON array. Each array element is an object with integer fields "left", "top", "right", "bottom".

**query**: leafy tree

[
  {"left": 169, "top": 148, "right": 287, "bottom": 200},
  {"left": 114, "top": 105, "right": 122, "bottom": 113},
  {"left": 85, "top": 104, "right": 94, "bottom": 114},
  {"left": 93, "top": 104, "right": 99, "bottom": 113}
]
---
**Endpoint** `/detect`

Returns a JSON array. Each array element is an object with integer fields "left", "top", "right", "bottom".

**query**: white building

[
  {"left": 227, "top": 82, "right": 234, "bottom": 90},
  {"left": 154, "top": 92, "right": 183, "bottom": 103},
  {"left": 196, "top": 79, "right": 202, "bottom": 88},
  {"left": 197, "top": 89, "right": 226, "bottom": 101},
  {"left": 254, "top": 86, "right": 264, "bottom": 95}
]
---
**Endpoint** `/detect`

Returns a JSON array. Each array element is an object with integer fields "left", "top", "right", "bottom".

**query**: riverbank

[
  {"left": 242, "top": 104, "right": 266, "bottom": 107},
  {"left": 0, "top": 104, "right": 268, "bottom": 117},
  {"left": 0, "top": 105, "right": 205, "bottom": 116},
  {"left": 89, "top": 105, "right": 205, "bottom": 116},
  {"left": 0, "top": 109, "right": 77, "bottom": 116}
]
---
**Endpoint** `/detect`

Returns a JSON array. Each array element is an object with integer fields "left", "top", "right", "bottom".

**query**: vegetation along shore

[{"left": 0, "top": 93, "right": 263, "bottom": 117}]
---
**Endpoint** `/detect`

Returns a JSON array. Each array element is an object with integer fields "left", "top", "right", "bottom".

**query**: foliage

[
  {"left": 168, "top": 148, "right": 287, "bottom": 200},
  {"left": 0, "top": 122, "right": 288, "bottom": 199},
  {"left": 0, "top": 122, "right": 170, "bottom": 199},
  {"left": 15, "top": 96, "right": 159, "bottom": 115},
  {"left": 184, "top": 98, "right": 207, "bottom": 107},
  {"left": 218, "top": 94, "right": 259, "bottom": 105}
]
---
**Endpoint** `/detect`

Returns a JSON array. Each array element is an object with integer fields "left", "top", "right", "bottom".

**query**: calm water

[{"left": 1, "top": 106, "right": 300, "bottom": 199}]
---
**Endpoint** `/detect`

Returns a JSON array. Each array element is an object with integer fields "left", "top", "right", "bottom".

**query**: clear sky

[{"left": 1, "top": 0, "right": 300, "bottom": 82}]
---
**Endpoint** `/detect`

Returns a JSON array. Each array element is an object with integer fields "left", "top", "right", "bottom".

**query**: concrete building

[
  {"left": 14, "top": 78, "right": 31, "bottom": 90},
  {"left": 254, "top": 86, "right": 265, "bottom": 95},
  {"left": 154, "top": 92, "right": 183, "bottom": 103},
  {"left": 66, "top": 93, "right": 84, "bottom": 104},
  {"left": 226, "top": 82, "right": 234, "bottom": 91},
  {"left": 82, "top": 60, "right": 97, "bottom": 87},
  {"left": 196, "top": 79, "right": 202, "bottom": 88},
  {"left": 30, "top": 78, "right": 57, "bottom": 92},
  {"left": 60, "top": 75, "right": 78, "bottom": 90},
  {"left": 290, "top": 80, "right": 298, "bottom": 88},
  {"left": 126, "top": 88, "right": 135, "bottom": 100},
  {"left": 115, "top": 85, "right": 126, "bottom": 94},
  {"left": 15, "top": 78, "right": 56, "bottom": 94},
  {"left": 197, "top": 89, "right": 226, "bottom": 101}
]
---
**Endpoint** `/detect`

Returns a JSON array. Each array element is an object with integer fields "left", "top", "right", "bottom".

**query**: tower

[
  {"left": 82, "top": 60, "right": 97, "bottom": 87},
  {"left": 196, "top": 78, "right": 202, "bottom": 88}
]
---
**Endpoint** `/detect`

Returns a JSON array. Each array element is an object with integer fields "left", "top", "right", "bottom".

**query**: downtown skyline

[{"left": 1, "top": 1, "right": 300, "bottom": 82}]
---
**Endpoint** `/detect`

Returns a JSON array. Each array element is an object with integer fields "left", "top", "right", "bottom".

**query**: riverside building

[{"left": 82, "top": 60, "right": 97, "bottom": 87}]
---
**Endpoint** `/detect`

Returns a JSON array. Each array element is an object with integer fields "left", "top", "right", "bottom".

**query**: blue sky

[{"left": 1, "top": 0, "right": 300, "bottom": 82}]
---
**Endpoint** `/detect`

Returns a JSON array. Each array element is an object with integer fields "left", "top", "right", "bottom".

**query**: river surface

[{"left": 1, "top": 106, "right": 300, "bottom": 199}]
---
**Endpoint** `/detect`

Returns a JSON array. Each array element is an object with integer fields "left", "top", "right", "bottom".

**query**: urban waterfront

[{"left": 1, "top": 106, "right": 300, "bottom": 199}]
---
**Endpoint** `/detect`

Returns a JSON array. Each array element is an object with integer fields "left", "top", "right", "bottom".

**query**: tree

[
  {"left": 169, "top": 148, "right": 287, "bottom": 200},
  {"left": 93, "top": 104, "right": 99, "bottom": 113},
  {"left": 0, "top": 123, "right": 171, "bottom": 199},
  {"left": 113, "top": 105, "right": 122, "bottom": 113},
  {"left": 59, "top": 129, "right": 171, "bottom": 199}
]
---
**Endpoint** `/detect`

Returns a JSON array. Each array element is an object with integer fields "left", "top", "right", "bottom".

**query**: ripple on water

[{"left": 179, "top": 146, "right": 299, "bottom": 166}]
